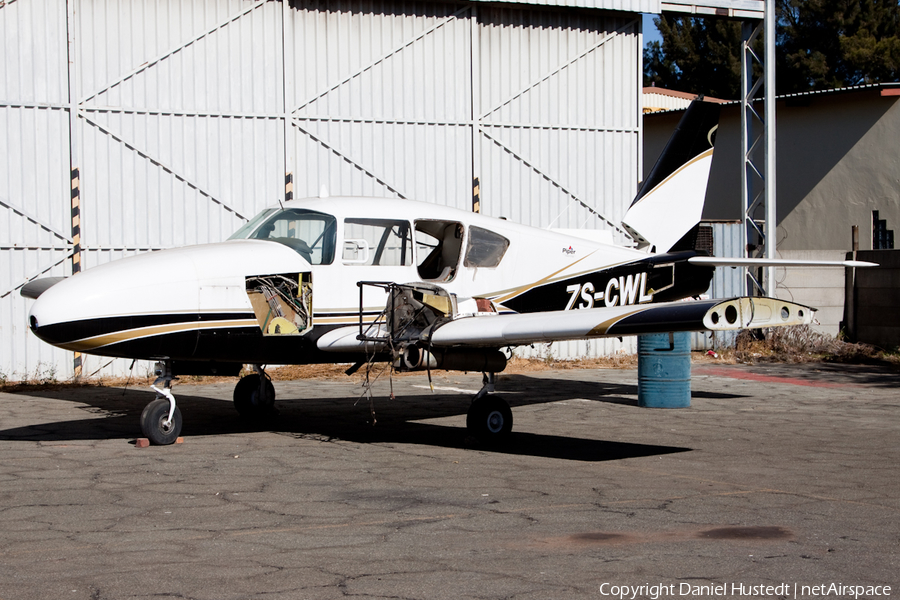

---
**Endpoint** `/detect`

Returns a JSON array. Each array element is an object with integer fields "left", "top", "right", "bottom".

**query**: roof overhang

[
  {"left": 466, "top": 0, "right": 764, "bottom": 19},
  {"left": 660, "top": 0, "right": 764, "bottom": 19}
]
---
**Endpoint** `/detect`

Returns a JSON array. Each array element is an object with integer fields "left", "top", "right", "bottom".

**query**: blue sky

[{"left": 643, "top": 13, "right": 664, "bottom": 47}]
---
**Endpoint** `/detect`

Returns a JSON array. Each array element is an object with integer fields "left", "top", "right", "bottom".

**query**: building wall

[
  {"left": 1, "top": 0, "right": 642, "bottom": 379},
  {"left": 645, "top": 90, "right": 900, "bottom": 252},
  {"left": 644, "top": 89, "right": 900, "bottom": 336},
  {"left": 850, "top": 249, "right": 900, "bottom": 350}
]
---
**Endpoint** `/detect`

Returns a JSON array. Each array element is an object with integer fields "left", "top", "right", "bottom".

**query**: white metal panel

[
  {"left": 78, "top": 0, "right": 285, "bottom": 271},
  {"left": 285, "top": 0, "right": 475, "bottom": 208},
  {"left": 476, "top": 8, "right": 640, "bottom": 241},
  {"left": 0, "top": 0, "right": 74, "bottom": 379}
]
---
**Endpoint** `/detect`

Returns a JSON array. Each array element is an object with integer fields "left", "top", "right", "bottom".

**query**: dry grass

[{"left": 723, "top": 325, "right": 897, "bottom": 365}]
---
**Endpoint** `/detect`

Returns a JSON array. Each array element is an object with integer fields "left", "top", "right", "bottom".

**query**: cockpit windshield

[{"left": 229, "top": 208, "right": 337, "bottom": 265}]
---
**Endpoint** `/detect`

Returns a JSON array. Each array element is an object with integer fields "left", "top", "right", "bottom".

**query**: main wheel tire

[
  {"left": 140, "top": 398, "right": 183, "bottom": 445},
  {"left": 233, "top": 374, "right": 276, "bottom": 418},
  {"left": 466, "top": 395, "right": 513, "bottom": 443}
]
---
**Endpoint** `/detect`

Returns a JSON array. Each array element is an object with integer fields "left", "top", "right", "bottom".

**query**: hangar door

[{"left": 1, "top": 0, "right": 639, "bottom": 379}]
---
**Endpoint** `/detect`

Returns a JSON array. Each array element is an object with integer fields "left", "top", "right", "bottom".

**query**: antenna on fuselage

[{"left": 319, "top": 184, "right": 330, "bottom": 199}]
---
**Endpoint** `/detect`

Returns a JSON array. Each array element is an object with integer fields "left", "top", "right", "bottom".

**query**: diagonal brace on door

[
  {"left": 81, "top": 113, "right": 248, "bottom": 220},
  {"left": 291, "top": 5, "right": 472, "bottom": 115},
  {"left": 81, "top": 0, "right": 270, "bottom": 105},
  {"left": 479, "top": 128, "right": 627, "bottom": 236},
  {"left": 0, "top": 196, "right": 73, "bottom": 243},
  {"left": 479, "top": 19, "right": 638, "bottom": 121},
  {"left": 289, "top": 118, "right": 408, "bottom": 200},
  {"left": 1, "top": 253, "right": 71, "bottom": 299}
]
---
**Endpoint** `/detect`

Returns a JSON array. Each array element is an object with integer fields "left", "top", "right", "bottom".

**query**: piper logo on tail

[
  {"left": 564, "top": 272, "right": 653, "bottom": 310},
  {"left": 562, "top": 246, "right": 576, "bottom": 255}
]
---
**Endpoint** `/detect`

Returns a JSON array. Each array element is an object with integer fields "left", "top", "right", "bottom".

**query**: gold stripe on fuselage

[
  {"left": 61, "top": 319, "right": 259, "bottom": 352},
  {"left": 493, "top": 251, "right": 636, "bottom": 304}
]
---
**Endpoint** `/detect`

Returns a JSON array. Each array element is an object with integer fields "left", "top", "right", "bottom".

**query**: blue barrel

[{"left": 637, "top": 332, "right": 691, "bottom": 408}]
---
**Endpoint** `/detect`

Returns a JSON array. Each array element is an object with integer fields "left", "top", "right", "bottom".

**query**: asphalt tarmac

[{"left": 0, "top": 361, "right": 898, "bottom": 600}]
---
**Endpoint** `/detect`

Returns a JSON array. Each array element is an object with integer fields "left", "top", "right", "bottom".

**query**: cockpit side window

[
  {"left": 234, "top": 208, "right": 337, "bottom": 265},
  {"left": 415, "top": 220, "right": 464, "bottom": 281},
  {"left": 342, "top": 219, "right": 412, "bottom": 266},
  {"left": 464, "top": 226, "right": 510, "bottom": 268}
]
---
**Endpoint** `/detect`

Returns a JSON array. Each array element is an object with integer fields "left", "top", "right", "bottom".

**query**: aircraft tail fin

[{"left": 622, "top": 99, "right": 721, "bottom": 253}]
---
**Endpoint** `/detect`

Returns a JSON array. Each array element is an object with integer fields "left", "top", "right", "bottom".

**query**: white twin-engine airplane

[{"left": 23, "top": 100, "right": 874, "bottom": 445}]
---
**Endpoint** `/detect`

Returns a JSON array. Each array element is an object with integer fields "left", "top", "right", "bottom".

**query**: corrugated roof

[
  {"left": 643, "top": 82, "right": 900, "bottom": 115},
  {"left": 466, "top": 0, "right": 764, "bottom": 17}
]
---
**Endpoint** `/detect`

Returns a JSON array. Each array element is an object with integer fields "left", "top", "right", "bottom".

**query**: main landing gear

[
  {"left": 140, "top": 361, "right": 183, "bottom": 445},
  {"left": 466, "top": 372, "right": 513, "bottom": 444},
  {"left": 233, "top": 365, "right": 276, "bottom": 419}
]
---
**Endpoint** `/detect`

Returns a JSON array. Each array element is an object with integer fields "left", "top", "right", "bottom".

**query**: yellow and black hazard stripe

[{"left": 71, "top": 167, "right": 83, "bottom": 377}]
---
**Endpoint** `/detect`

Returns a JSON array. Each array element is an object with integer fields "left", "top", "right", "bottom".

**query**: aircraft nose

[
  {"left": 26, "top": 247, "right": 205, "bottom": 352},
  {"left": 28, "top": 278, "right": 82, "bottom": 348},
  {"left": 26, "top": 239, "right": 308, "bottom": 355}
]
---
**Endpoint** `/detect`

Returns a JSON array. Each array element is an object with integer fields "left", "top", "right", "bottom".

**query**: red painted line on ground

[{"left": 694, "top": 366, "right": 851, "bottom": 389}]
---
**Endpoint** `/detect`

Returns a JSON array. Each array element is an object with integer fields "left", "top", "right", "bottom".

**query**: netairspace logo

[{"left": 598, "top": 583, "right": 892, "bottom": 599}]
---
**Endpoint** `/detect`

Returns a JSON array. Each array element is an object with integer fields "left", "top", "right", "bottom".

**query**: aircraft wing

[
  {"left": 317, "top": 296, "right": 814, "bottom": 352},
  {"left": 687, "top": 257, "right": 877, "bottom": 268}
]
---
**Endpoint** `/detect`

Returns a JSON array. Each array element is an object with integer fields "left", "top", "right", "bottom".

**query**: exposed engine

[{"left": 358, "top": 282, "right": 507, "bottom": 373}]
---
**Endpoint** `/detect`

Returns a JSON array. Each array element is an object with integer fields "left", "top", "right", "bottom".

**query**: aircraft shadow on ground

[{"left": 0, "top": 373, "right": 746, "bottom": 461}]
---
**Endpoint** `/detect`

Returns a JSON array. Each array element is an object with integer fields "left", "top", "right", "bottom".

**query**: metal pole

[{"left": 764, "top": 0, "right": 777, "bottom": 296}]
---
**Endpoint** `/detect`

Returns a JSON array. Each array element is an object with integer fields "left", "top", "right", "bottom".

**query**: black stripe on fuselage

[
  {"left": 32, "top": 314, "right": 368, "bottom": 365},
  {"left": 500, "top": 251, "right": 713, "bottom": 314},
  {"left": 34, "top": 312, "right": 254, "bottom": 345}
]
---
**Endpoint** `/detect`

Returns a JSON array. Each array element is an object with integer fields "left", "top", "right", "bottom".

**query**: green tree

[
  {"left": 644, "top": 16, "right": 745, "bottom": 99},
  {"left": 645, "top": 0, "right": 900, "bottom": 96},
  {"left": 778, "top": 0, "right": 900, "bottom": 92}
]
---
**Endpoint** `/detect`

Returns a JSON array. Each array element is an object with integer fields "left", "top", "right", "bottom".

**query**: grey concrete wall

[
  {"left": 774, "top": 250, "right": 848, "bottom": 336},
  {"left": 850, "top": 249, "right": 900, "bottom": 350},
  {"left": 643, "top": 89, "right": 900, "bottom": 252}
]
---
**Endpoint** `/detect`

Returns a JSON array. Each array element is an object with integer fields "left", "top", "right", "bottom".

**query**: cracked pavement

[{"left": 0, "top": 362, "right": 897, "bottom": 599}]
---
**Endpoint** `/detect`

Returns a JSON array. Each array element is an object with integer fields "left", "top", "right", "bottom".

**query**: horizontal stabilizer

[
  {"left": 20, "top": 277, "right": 67, "bottom": 300},
  {"left": 687, "top": 257, "right": 878, "bottom": 268}
]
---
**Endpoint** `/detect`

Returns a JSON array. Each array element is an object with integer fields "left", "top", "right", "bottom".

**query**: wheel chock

[{"left": 135, "top": 437, "right": 184, "bottom": 448}]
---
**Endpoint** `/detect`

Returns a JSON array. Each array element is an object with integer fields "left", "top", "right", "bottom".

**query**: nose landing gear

[{"left": 140, "top": 361, "right": 183, "bottom": 445}]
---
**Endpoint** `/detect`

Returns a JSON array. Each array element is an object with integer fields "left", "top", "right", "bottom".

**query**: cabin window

[
  {"left": 463, "top": 226, "right": 509, "bottom": 268},
  {"left": 342, "top": 219, "right": 412, "bottom": 266},
  {"left": 415, "top": 220, "right": 464, "bottom": 281},
  {"left": 236, "top": 208, "right": 337, "bottom": 265}
]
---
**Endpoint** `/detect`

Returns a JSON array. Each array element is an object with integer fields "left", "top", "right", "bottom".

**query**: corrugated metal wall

[
  {"left": 1, "top": 0, "right": 73, "bottom": 380},
  {"left": 1, "top": 0, "right": 641, "bottom": 379},
  {"left": 691, "top": 221, "right": 743, "bottom": 350}
]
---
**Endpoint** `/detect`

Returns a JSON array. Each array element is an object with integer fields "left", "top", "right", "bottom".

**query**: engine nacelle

[{"left": 398, "top": 346, "right": 507, "bottom": 373}]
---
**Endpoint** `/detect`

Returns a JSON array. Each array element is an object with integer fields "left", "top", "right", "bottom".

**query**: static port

[
  {"left": 725, "top": 305, "right": 738, "bottom": 325},
  {"left": 781, "top": 306, "right": 790, "bottom": 320}
]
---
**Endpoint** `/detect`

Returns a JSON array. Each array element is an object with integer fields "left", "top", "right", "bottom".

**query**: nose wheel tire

[
  {"left": 140, "top": 398, "right": 183, "bottom": 445},
  {"left": 233, "top": 374, "right": 276, "bottom": 418},
  {"left": 466, "top": 395, "right": 513, "bottom": 443}
]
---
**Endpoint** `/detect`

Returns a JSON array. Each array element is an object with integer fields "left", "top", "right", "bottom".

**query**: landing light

[{"left": 725, "top": 304, "right": 738, "bottom": 325}]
